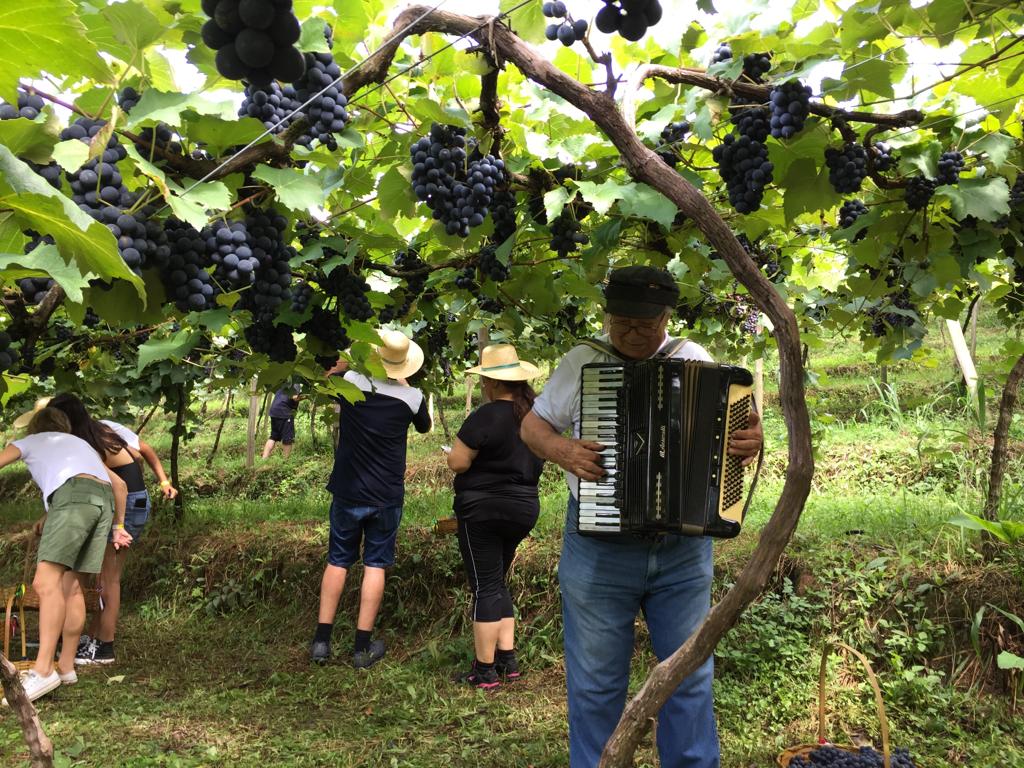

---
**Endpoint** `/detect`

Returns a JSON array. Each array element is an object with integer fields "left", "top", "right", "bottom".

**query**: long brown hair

[
  {"left": 486, "top": 378, "right": 537, "bottom": 424},
  {"left": 49, "top": 393, "right": 127, "bottom": 458}
]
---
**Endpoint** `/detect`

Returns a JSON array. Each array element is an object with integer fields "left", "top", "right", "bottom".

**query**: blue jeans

[
  {"left": 558, "top": 495, "right": 719, "bottom": 768},
  {"left": 108, "top": 489, "right": 150, "bottom": 543},
  {"left": 328, "top": 498, "right": 403, "bottom": 568}
]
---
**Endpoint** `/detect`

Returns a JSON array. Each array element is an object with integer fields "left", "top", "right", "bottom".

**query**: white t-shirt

[
  {"left": 530, "top": 334, "right": 714, "bottom": 498},
  {"left": 10, "top": 433, "right": 110, "bottom": 510},
  {"left": 100, "top": 419, "right": 141, "bottom": 450},
  {"left": 343, "top": 371, "right": 425, "bottom": 413}
]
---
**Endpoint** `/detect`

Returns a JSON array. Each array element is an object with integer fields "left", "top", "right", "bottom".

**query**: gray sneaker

[
  {"left": 310, "top": 639, "right": 331, "bottom": 664},
  {"left": 352, "top": 639, "right": 386, "bottom": 669}
]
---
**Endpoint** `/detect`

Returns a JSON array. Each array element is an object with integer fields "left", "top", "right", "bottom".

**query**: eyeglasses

[{"left": 608, "top": 317, "right": 665, "bottom": 337}]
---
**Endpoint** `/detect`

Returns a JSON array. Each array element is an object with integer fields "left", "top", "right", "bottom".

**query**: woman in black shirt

[{"left": 447, "top": 344, "right": 544, "bottom": 689}]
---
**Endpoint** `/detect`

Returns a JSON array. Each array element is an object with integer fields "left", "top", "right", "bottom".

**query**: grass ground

[{"left": 1, "top": 314, "right": 1022, "bottom": 767}]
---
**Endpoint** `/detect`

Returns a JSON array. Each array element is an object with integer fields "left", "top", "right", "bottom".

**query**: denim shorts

[
  {"left": 328, "top": 498, "right": 403, "bottom": 569},
  {"left": 109, "top": 489, "right": 150, "bottom": 543}
]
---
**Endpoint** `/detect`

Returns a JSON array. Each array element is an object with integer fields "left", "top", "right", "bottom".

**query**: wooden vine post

[
  {"left": 171, "top": 384, "right": 187, "bottom": 521},
  {"left": 0, "top": 656, "right": 53, "bottom": 767},
  {"left": 207, "top": 388, "right": 233, "bottom": 463},
  {"left": 245, "top": 375, "right": 258, "bottom": 469},
  {"left": 983, "top": 351, "right": 1024, "bottom": 524}
]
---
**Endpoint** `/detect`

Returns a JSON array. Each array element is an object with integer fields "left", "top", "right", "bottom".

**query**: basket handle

[{"left": 817, "top": 642, "right": 891, "bottom": 768}]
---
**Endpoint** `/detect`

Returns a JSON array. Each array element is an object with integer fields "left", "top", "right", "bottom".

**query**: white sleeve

[
  {"left": 531, "top": 346, "right": 587, "bottom": 434},
  {"left": 101, "top": 420, "right": 141, "bottom": 450}
]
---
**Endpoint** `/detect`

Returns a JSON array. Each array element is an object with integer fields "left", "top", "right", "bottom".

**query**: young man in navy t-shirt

[{"left": 310, "top": 330, "right": 431, "bottom": 668}]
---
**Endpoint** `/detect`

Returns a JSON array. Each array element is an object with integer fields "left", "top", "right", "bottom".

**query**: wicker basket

[
  {"left": 777, "top": 642, "right": 892, "bottom": 768},
  {"left": 433, "top": 516, "right": 458, "bottom": 536}
]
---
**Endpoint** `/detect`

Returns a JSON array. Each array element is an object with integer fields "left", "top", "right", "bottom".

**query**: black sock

[
  {"left": 474, "top": 659, "right": 496, "bottom": 672},
  {"left": 496, "top": 648, "right": 516, "bottom": 663},
  {"left": 354, "top": 629, "right": 372, "bottom": 653},
  {"left": 314, "top": 623, "right": 333, "bottom": 643}
]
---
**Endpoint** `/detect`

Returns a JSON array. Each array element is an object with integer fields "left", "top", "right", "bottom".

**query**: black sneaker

[
  {"left": 494, "top": 655, "right": 521, "bottom": 682},
  {"left": 352, "top": 639, "right": 386, "bottom": 669},
  {"left": 454, "top": 660, "right": 500, "bottom": 690},
  {"left": 76, "top": 639, "right": 115, "bottom": 666},
  {"left": 310, "top": 639, "right": 331, "bottom": 665},
  {"left": 75, "top": 634, "right": 92, "bottom": 658}
]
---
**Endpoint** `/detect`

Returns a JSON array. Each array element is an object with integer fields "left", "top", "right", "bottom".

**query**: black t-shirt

[
  {"left": 454, "top": 400, "right": 544, "bottom": 523},
  {"left": 269, "top": 386, "right": 299, "bottom": 418},
  {"left": 327, "top": 373, "right": 432, "bottom": 507}
]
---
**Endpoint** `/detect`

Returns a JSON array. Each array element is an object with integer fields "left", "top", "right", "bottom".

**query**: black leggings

[{"left": 456, "top": 518, "right": 534, "bottom": 623}]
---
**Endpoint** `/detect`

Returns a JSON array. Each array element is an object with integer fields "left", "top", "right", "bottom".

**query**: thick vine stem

[
  {"left": 349, "top": 8, "right": 814, "bottom": 766},
  {"left": 623, "top": 63, "right": 923, "bottom": 131},
  {"left": 1, "top": 655, "right": 55, "bottom": 768},
  {"left": 984, "top": 351, "right": 1024, "bottom": 522}
]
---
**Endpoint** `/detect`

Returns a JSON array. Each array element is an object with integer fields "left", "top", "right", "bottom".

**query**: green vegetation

[{"left": 1, "top": 316, "right": 1021, "bottom": 767}]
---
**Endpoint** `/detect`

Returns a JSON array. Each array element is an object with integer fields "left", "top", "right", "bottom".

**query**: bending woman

[
  {"left": 49, "top": 394, "right": 165, "bottom": 666},
  {"left": 447, "top": 344, "right": 544, "bottom": 690}
]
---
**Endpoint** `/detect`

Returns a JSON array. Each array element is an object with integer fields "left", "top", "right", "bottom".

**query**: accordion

[{"left": 577, "top": 359, "right": 755, "bottom": 539}]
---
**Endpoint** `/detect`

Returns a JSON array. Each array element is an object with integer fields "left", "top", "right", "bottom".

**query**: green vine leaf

[{"left": 252, "top": 165, "right": 324, "bottom": 212}]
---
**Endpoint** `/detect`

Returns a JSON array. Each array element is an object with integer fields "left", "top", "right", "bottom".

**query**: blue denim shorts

[
  {"left": 328, "top": 498, "right": 403, "bottom": 568},
  {"left": 109, "top": 489, "right": 150, "bottom": 543}
]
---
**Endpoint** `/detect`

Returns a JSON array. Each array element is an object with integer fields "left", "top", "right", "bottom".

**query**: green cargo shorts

[{"left": 37, "top": 476, "right": 114, "bottom": 574}]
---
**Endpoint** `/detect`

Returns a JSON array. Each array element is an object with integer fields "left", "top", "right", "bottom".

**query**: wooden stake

[
  {"left": 947, "top": 318, "right": 979, "bottom": 402},
  {"left": 246, "top": 376, "right": 258, "bottom": 469},
  {"left": 754, "top": 357, "right": 764, "bottom": 414},
  {"left": 0, "top": 655, "right": 53, "bottom": 767}
]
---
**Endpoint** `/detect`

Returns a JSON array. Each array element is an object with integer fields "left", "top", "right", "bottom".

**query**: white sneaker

[
  {"left": 58, "top": 669, "right": 78, "bottom": 685},
  {"left": 1, "top": 669, "right": 61, "bottom": 706}
]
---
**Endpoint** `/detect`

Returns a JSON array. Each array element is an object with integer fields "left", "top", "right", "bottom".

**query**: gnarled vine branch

[{"left": 1, "top": 655, "right": 54, "bottom": 768}]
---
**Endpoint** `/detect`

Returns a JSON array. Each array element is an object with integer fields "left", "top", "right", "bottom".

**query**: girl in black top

[{"left": 447, "top": 344, "right": 544, "bottom": 689}]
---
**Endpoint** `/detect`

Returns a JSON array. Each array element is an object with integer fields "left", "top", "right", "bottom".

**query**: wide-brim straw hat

[
  {"left": 373, "top": 329, "right": 424, "bottom": 379},
  {"left": 13, "top": 396, "right": 53, "bottom": 430},
  {"left": 466, "top": 344, "right": 540, "bottom": 381}
]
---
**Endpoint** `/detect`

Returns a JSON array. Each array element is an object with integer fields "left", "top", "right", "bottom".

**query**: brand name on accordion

[{"left": 659, "top": 424, "right": 667, "bottom": 459}]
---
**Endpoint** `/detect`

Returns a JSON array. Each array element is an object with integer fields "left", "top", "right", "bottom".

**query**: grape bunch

[
  {"left": 244, "top": 320, "right": 297, "bottom": 362},
  {"left": 200, "top": 0, "right": 305, "bottom": 85},
  {"left": 478, "top": 244, "right": 509, "bottom": 282},
  {"left": 325, "top": 265, "right": 373, "bottom": 321},
  {"left": 594, "top": 0, "right": 663, "bottom": 42},
  {"left": 729, "top": 100, "right": 771, "bottom": 143},
  {"left": 161, "top": 218, "right": 218, "bottom": 312},
  {"left": 838, "top": 199, "right": 868, "bottom": 231},
  {"left": 1010, "top": 175, "right": 1024, "bottom": 209},
  {"left": 737, "top": 235, "right": 784, "bottom": 281},
  {"left": 742, "top": 53, "right": 772, "bottom": 83},
  {"left": 491, "top": 187, "right": 518, "bottom": 246},
  {"left": 825, "top": 143, "right": 869, "bottom": 194},
  {"left": 549, "top": 202, "right": 591, "bottom": 256},
  {"left": 709, "top": 44, "right": 732, "bottom": 65},
  {"left": 936, "top": 150, "right": 965, "bottom": 186},
  {"left": 17, "top": 277, "right": 56, "bottom": 305},
  {"left": 726, "top": 293, "right": 759, "bottom": 335},
  {"left": 379, "top": 246, "right": 429, "bottom": 322},
  {"left": 871, "top": 142, "right": 896, "bottom": 172},
  {"left": 543, "top": 2, "right": 588, "bottom": 46},
  {"left": 868, "top": 290, "right": 917, "bottom": 337},
  {"left": 118, "top": 87, "right": 181, "bottom": 157},
  {"left": 769, "top": 80, "right": 813, "bottom": 139},
  {"left": 905, "top": 176, "right": 937, "bottom": 211},
  {"left": 656, "top": 120, "right": 690, "bottom": 166},
  {"left": 789, "top": 745, "right": 915, "bottom": 767},
  {"left": 454, "top": 267, "right": 478, "bottom": 291},
  {"left": 409, "top": 124, "right": 507, "bottom": 237},
  {"left": 713, "top": 133, "right": 774, "bottom": 214},
  {"left": 204, "top": 221, "right": 260, "bottom": 289},
  {"left": 302, "top": 306, "right": 350, "bottom": 354},
  {"left": 478, "top": 297, "right": 504, "bottom": 313},
  {"left": 291, "top": 280, "right": 313, "bottom": 313},
  {"left": 239, "top": 81, "right": 303, "bottom": 133},
  {"left": 293, "top": 52, "right": 349, "bottom": 150},
  {"left": 0, "top": 92, "right": 45, "bottom": 120},
  {"left": 241, "top": 242, "right": 294, "bottom": 323}
]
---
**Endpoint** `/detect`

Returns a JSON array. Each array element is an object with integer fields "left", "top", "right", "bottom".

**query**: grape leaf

[
  {"left": 125, "top": 90, "right": 237, "bottom": 129},
  {"left": 298, "top": 17, "right": 331, "bottom": 52},
  {"left": 501, "top": 0, "right": 546, "bottom": 44},
  {"left": 0, "top": 212, "right": 26, "bottom": 254},
  {"left": 936, "top": 177, "right": 1010, "bottom": 222},
  {"left": 377, "top": 166, "right": 416, "bottom": 218},
  {"left": 972, "top": 133, "right": 1016, "bottom": 167},
  {"left": 253, "top": 165, "right": 324, "bottom": 212},
  {"left": 51, "top": 140, "right": 90, "bottom": 172},
  {"left": 0, "top": 144, "right": 143, "bottom": 298},
  {"left": 0, "top": 118, "right": 58, "bottom": 163},
  {"left": 0, "top": 0, "right": 112, "bottom": 101},
  {"left": 137, "top": 329, "right": 201, "bottom": 374},
  {"left": 0, "top": 244, "right": 90, "bottom": 303},
  {"left": 617, "top": 184, "right": 677, "bottom": 229},
  {"left": 574, "top": 179, "right": 627, "bottom": 216}
]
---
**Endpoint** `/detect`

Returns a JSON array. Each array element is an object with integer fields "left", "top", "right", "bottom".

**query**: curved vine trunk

[
  {"left": 346, "top": 10, "right": 815, "bottom": 765},
  {"left": 171, "top": 384, "right": 186, "bottom": 522},
  {"left": 1, "top": 656, "right": 54, "bottom": 767},
  {"left": 984, "top": 351, "right": 1024, "bottom": 522}
]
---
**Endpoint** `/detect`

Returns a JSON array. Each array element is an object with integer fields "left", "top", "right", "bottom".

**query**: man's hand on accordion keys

[
  {"left": 727, "top": 409, "right": 763, "bottom": 467},
  {"left": 554, "top": 437, "right": 607, "bottom": 481}
]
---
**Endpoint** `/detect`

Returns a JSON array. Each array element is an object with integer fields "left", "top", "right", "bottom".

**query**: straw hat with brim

[
  {"left": 373, "top": 329, "right": 424, "bottom": 379},
  {"left": 466, "top": 344, "right": 540, "bottom": 381},
  {"left": 13, "top": 396, "right": 53, "bottom": 430}
]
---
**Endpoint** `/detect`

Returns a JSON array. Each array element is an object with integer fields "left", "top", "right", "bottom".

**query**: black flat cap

[{"left": 604, "top": 266, "right": 679, "bottom": 319}]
